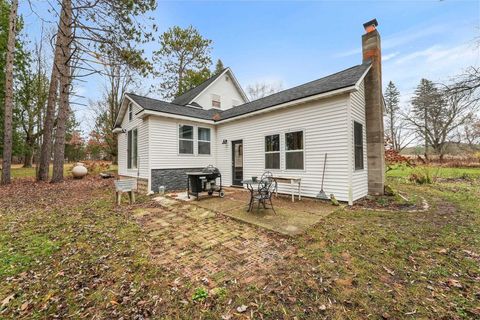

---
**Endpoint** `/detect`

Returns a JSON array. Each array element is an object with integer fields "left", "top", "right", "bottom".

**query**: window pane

[
  {"left": 265, "top": 134, "right": 280, "bottom": 152},
  {"left": 133, "top": 129, "right": 138, "bottom": 168},
  {"left": 127, "top": 130, "right": 132, "bottom": 168},
  {"left": 286, "top": 131, "right": 303, "bottom": 151},
  {"left": 179, "top": 140, "right": 193, "bottom": 154},
  {"left": 265, "top": 153, "right": 280, "bottom": 169},
  {"left": 179, "top": 125, "right": 193, "bottom": 139},
  {"left": 354, "top": 122, "right": 363, "bottom": 170},
  {"left": 198, "top": 141, "right": 211, "bottom": 155},
  {"left": 286, "top": 151, "right": 304, "bottom": 170},
  {"left": 198, "top": 127, "right": 211, "bottom": 141}
]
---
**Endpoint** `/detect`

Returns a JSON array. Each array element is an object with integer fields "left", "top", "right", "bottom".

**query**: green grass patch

[{"left": 387, "top": 164, "right": 480, "bottom": 179}]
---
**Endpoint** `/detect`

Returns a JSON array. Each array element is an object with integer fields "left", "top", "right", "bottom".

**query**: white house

[{"left": 114, "top": 20, "right": 385, "bottom": 204}]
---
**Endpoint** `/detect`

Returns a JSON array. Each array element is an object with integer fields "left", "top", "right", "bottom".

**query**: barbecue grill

[{"left": 186, "top": 165, "right": 224, "bottom": 199}]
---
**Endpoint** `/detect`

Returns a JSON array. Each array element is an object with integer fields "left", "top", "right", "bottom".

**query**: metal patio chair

[{"left": 249, "top": 173, "right": 277, "bottom": 214}]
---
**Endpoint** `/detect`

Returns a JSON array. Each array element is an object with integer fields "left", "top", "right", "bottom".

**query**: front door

[{"left": 232, "top": 140, "right": 243, "bottom": 186}]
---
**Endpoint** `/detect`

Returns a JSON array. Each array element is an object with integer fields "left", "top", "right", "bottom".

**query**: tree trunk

[
  {"left": 23, "top": 139, "right": 34, "bottom": 168},
  {"left": 37, "top": 3, "right": 66, "bottom": 181},
  {"left": 51, "top": 0, "right": 73, "bottom": 183},
  {"left": 1, "top": 0, "right": 18, "bottom": 185}
]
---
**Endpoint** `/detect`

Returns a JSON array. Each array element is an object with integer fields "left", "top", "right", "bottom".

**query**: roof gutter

[
  {"left": 215, "top": 85, "right": 357, "bottom": 124},
  {"left": 137, "top": 109, "right": 215, "bottom": 124}
]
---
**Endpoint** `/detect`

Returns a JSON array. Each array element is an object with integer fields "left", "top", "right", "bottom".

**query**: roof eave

[
  {"left": 114, "top": 93, "right": 136, "bottom": 128},
  {"left": 353, "top": 64, "right": 372, "bottom": 90},
  {"left": 138, "top": 109, "right": 215, "bottom": 124}
]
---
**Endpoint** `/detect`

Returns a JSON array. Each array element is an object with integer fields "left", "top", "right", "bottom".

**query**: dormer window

[
  {"left": 128, "top": 103, "right": 133, "bottom": 121},
  {"left": 211, "top": 94, "right": 221, "bottom": 108}
]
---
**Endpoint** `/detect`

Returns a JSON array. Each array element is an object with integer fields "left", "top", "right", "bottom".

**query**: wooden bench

[{"left": 114, "top": 179, "right": 136, "bottom": 205}]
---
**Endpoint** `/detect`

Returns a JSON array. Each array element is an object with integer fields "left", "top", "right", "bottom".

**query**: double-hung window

[
  {"left": 198, "top": 127, "right": 211, "bottom": 155},
  {"left": 127, "top": 128, "right": 138, "bottom": 169},
  {"left": 265, "top": 134, "right": 280, "bottom": 169},
  {"left": 179, "top": 125, "right": 194, "bottom": 154},
  {"left": 285, "top": 131, "right": 304, "bottom": 170},
  {"left": 354, "top": 121, "right": 364, "bottom": 170}
]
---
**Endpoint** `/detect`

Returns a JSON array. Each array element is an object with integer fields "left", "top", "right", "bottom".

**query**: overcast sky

[{"left": 20, "top": 1, "right": 480, "bottom": 133}]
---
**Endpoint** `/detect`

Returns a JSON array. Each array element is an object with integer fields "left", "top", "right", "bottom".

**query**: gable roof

[
  {"left": 171, "top": 70, "right": 226, "bottom": 106},
  {"left": 171, "top": 67, "right": 248, "bottom": 107},
  {"left": 119, "top": 62, "right": 371, "bottom": 126}
]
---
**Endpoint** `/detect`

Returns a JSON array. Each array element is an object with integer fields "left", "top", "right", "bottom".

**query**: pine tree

[
  {"left": 384, "top": 81, "right": 400, "bottom": 150},
  {"left": 153, "top": 26, "right": 213, "bottom": 100},
  {"left": 410, "top": 79, "right": 443, "bottom": 159},
  {"left": 214, "top": 59, "right": 225, "bottom": 75}
]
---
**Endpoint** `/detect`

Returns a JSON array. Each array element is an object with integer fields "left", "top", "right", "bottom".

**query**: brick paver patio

[{"left": 132, "top": 199, "right": 295, "bottom": 285}]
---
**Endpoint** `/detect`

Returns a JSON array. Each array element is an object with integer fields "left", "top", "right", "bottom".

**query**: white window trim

[
  {"left": 178, "top": 124, "right": 195, "bottom": 155},
  {"left": 264, "top": 133, "right": 281, "bottom": 170},
  {"left": 284, "top": 129, "right": 306, "bottom": 171},
  {"left": 197, "top": 127, "right": 211, "bottom": 156}
]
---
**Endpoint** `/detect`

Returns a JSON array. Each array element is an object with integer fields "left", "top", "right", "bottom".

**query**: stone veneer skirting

[{"left": 151, "top": 168, "right": 203, "bottom": 193}]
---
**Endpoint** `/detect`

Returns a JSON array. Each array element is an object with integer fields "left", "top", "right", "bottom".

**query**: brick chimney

[{"left": 362, "top": 19, "right": 385, "bottom": 195}]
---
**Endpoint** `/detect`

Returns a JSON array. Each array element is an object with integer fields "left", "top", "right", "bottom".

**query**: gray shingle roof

[
  {"left": 171, "top": 69, "right": 227, "bottom": 106},
  {"left": 219, "top": 63, "right": 370, "bottom": 120},
  {"left": 126, "top": 93, "right": 218, "bottom": 120},
  {"left": 126, "top": 63, "right": 370, "bottom": 122}
]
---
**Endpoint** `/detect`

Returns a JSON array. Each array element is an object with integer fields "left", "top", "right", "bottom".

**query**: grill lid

[{"left": 202, "top": 165, "right": 220, "bottom": 175}]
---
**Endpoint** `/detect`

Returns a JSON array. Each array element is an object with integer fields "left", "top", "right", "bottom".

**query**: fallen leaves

[
  {"left": 383, "top": 266, "right": 395, "bottom": 276},
  {"left": 446, "top": 278, "right": 463, "bottom": 289},
  {"left": 236, "top": 305, "right": 248, "bottom": 313},
  {"left": 1, "top": 294, "right": 15, "bottom": 308}
]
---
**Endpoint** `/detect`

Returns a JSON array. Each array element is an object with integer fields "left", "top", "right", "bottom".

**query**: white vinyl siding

[
  {"left": 191, "top": 72, "right": 246, "bottom": 110},
  {"left": 118, "top": 100, "right": 149, "bottom": 179},
  {"left": 216, "top": 95, "right": 352, "bottom": 201},
  {"left": 149, "top": 117, "right": 216, "bottom": 169},
  {"left": 349, "top": 80, "right": 368, "bottom": 201}
]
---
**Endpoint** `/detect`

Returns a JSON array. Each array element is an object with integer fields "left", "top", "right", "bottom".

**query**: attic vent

[
  {"left": 225, "top": 75, "right": 230, "bottom": 82},
  {"left": 211, "top": 94, "right": 221, "bottom": 108}
]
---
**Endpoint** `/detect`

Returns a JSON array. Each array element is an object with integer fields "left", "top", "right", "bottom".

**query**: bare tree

[
  {"left": 1, "top": 0, "right": 18, "bottom": 185},
  {"left": 407, "top": 78, "right": 477, "bottom": 160},
  {"left": 37, "top": 19, "right": 64, "bottom": 181},
  {"left": 462, "top": 115, "right": 480, "bottom": 148},
  {"left": 246, "top": 81, "right": 283, "bottom": 101},
  {"left": 38, "top": 0, "right": 156, "bottom": 182},
  {"left": 51, "top": 0, "right": 73, "bottom": 183}
]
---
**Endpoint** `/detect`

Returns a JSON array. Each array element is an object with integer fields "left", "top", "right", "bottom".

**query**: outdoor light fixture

[{"left": 222, "top": 139, "right": 228, "bottom": 144}]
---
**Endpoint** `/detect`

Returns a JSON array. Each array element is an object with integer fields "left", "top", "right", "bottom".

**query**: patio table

[
  {"left": 271, "top": 176, "right": 301, "bottom": 203},
  {"left": 241, "top": 179, "right": 259, "bottom": 212}
]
